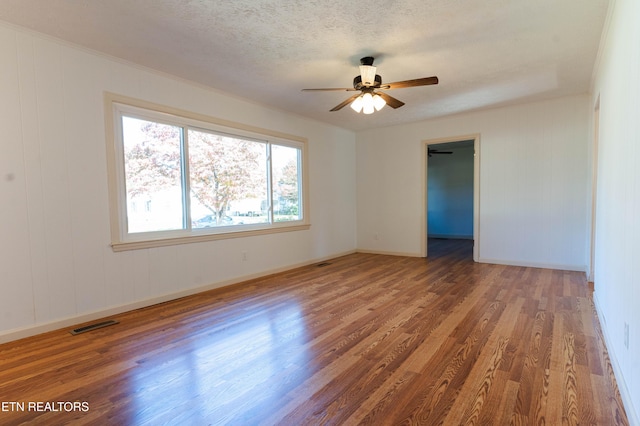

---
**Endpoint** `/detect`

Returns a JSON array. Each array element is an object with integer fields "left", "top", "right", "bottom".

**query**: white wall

[
  {"left": 427, "top": 144, "right": 474, "bottom": 239},
  {"left": 591, "top": 0, "right": 640, "bottom": 423},
  {"left": 0, "top": 23, "right": 357, "bottom": 341},
  {"left": 356, "top": 95, "right": 589, "bottom": 270}
]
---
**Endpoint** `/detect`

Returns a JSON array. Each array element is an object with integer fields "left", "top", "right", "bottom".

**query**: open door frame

[
  {"left": 588, "top": 96, "right": 600, "bottom": 284},
  {"left": 421, "top": 134, "right": 480, "bottom": 262}
]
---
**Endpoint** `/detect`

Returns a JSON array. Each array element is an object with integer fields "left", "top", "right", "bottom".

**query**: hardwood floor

[{"left": 0, "top": 240, "right": 629, "bottom": 425}]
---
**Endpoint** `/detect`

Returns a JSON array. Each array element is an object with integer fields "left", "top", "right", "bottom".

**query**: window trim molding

[{"left": 104, "top": 92, "right": 310, "bottom": 252}]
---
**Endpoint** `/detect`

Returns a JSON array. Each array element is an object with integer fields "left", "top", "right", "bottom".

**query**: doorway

[{"left": 422, "top": 135, "right": 480, "bottom": 261}]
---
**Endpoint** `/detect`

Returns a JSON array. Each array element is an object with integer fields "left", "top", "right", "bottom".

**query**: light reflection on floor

[{"left": 127, "top": 300, "right": 309, "bottom": 424}]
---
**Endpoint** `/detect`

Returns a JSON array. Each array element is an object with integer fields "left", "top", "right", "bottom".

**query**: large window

[{"left": 105, "top": 94, "right": 308, "bottom": 251}]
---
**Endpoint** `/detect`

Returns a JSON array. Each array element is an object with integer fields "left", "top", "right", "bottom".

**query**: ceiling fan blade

[
  {"left": 302, "top": 88, "right": 358, "bottom": 92},
  {"left": 377, "top": 92, "right": 405, "bottom": 109},
  {"left": 330, "top": 94, "right": 361, "bottom": 111},
  {"left": 428, "top": 149, "right": 453, "bottom": 157},
  {"left": 382, "top": 76, "right": 439, "bottom": 90}
]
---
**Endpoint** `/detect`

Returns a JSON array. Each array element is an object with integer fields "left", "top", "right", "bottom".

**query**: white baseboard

[
  {"left": 593, "top": 293, "right": 639, "bottom": 426},
  {"left": 0, "top": 249, "right": 356, "bottom": 344},
  {"left": 427, "top": 234, "right": 473, "bottom": 239},
  {"left": 478, "top": 257, "right": 586, "bottom": 273},
  {"left": 356, "top": 248, "right": 423, "bottom": 258}
]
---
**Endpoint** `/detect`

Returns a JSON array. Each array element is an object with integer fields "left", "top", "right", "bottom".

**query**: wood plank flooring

[{"left": 0, "top": 240, "right": 629, "bottom": 425}]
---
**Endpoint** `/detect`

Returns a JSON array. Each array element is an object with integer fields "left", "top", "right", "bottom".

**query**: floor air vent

[
  {"left": 70, "top": 320, "right": 119, "bottom": 335},
  {"left": 316, "top": 262, "right": 332, "bottom": 267}
]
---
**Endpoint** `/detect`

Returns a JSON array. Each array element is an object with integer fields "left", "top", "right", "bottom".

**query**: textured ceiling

[{"left": 0, "top": 0, "right": 609, "bottom": 131}]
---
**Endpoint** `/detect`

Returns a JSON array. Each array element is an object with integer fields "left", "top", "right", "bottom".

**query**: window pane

[
  {"left": 122, "top": 116, "right": 184, "bottom": 233},
  {"left": 188, "top": 129, "right": 268, "bottom": 228},
  {"left": 272, "top": 145, "right": 301, "bottom": 222}
]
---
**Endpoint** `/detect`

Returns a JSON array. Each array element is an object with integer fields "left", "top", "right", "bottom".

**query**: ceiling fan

[
  {"left": 428, "top": 148, "right": 453, "bottom": 157},
  {"left": 302, "top": 56, "right": 438, "bottom": 114}
]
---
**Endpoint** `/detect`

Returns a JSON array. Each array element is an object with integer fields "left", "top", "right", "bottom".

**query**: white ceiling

[{"left": 0, "top": 0, "right": 609, "bottom": 131}]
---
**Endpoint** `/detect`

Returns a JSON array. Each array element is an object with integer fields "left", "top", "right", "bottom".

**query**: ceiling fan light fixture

[
  {"left": 303, "top": 55, "right": 438, "bottom": 113},
  {"left": 350, "top": 95, "right": 364, "bottom": 113},
  {"left": 359, "top": 65, "right": 377, "bottom": 86},
  {"left": 372, "top": 94, "right": 386, "bottom": 111},
  {"left": 361, "top": 93, "right": 375, "bottom": 114}
]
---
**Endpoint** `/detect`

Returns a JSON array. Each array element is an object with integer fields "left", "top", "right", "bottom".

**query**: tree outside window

[{"left": 118, "top": 113, "right": 303, "bottom": 237}]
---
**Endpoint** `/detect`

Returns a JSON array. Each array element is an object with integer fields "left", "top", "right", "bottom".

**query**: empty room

[{"left": 0, "top": 0, "right": 638, "bottom": 424}]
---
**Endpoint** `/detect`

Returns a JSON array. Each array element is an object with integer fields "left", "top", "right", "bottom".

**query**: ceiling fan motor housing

[{"left": 353, "top": 74, "right": 382, "bottom": 90}]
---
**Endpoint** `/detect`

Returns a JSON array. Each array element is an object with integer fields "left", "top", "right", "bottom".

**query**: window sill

[{"left": 111, "top": 223, "right": 310, "bottom": 252}]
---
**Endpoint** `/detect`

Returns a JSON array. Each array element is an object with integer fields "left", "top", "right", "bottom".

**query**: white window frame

[{"left": 104, "top": 93, "right": 310, "bottom": 251}]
